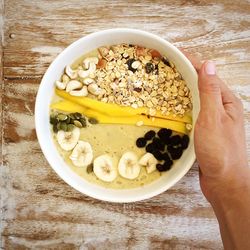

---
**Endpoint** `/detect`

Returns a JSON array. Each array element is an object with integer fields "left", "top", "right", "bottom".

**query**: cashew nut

[
  {"left": 83, "top": 57, "right": 99, "bottom": 69},
  {"left": 78, "top": 63, "right": 96, "bottom": 78},
  {"left": 55, "top": 80, "right": 67, "bottom": 90},
  {"left": 87, "top": 83, "right": 102, "bottom": 96},
  {"left": 62, "top": 74, "right": 70, "bottom": 84},
  {"left": 66, "top": 80, "right": 83, "bottom": 92},
  {"left": 65, "top": 65, "right": 78, "bottom": 79},
  {"left": 83, "top": 78, "right": 95, "bottom": 85},
  {"left": 70, "top": 86, "right": 88, "bottom": 97}
]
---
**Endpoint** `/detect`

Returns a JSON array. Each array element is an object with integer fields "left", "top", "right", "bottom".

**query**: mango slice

[
  {"left": 55, "top": 89, "right": 192, "bottom": 123},
  {"left": 51, "top": 100, "right": 187, "bottom": 134}
]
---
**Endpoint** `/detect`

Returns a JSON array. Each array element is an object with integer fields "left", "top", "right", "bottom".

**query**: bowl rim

[{"left": 35, "top": 28, "right": 198, "bottom": 203}]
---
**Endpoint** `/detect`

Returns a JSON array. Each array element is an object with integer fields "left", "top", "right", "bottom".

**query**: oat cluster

[
  {"left": 94, "top": 44, "right": 192, "bottom": 117},
  {"left": 59, "top": 44, "right": 192, "bottom": 117}
]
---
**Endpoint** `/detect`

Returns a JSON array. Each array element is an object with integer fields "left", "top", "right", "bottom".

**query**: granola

[{"left": 58, "top": 44, "right": 192, "bottom": 118}]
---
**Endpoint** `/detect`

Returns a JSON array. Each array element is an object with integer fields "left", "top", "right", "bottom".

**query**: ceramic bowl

[{"left": 35, "top": 28, "right": 199, "bottom": 203}]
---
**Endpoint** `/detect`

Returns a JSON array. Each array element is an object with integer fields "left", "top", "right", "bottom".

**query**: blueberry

[
  {"left": 156, "top": 161, "right": 172, "bottom": 172},
  {"left": 146, "top": 143, "right": 155, "bottom": 153},
  {"left": 163, "top": 159, "right": 173, "bottom": 170},
  {"left": 136, "top": 137, "right": 147, "bottom": 148},
  {"left": 152, "top": 137, "right": 165, "bottom": 151},
  {"left": 158, "top": 128, "right": 172, "bottom": 141},
  {"left": 162, "top": 152, "right": 171, "bottom": 162},
  {"left": 167, "top": 145, "right": 174, "bottom": 152},
  {"left": 152, "top": 150, "right": 164, "bottom": 161},
  {"left": 181, "top": 135, "right": 190, "bottom": 149},
  {"left": 144, "top": 130, "right": 156, "bottom": 140},
  {"left": 168, "top": 147, "right": 183, "bottom": 160},
  {"left": 169, "top": 135, "right": 182, "bottom": 146},
  {"left": 156, "top": 164, "right": 166, "bottom": 172}
]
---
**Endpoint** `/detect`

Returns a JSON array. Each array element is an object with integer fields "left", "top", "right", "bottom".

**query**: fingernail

[{"left": 205, "top": 61, "right": 216, "bottom": 75}]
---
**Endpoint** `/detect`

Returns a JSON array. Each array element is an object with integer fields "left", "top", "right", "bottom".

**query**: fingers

[
  {"left": 198, "top": 61, "right": 224, "bottom": 113},
  {"left": 182, "top": 50, "right": 241, "bottom": 114},
  {"left": 181, "top": 50, "right": 202, "bottom": 71}
]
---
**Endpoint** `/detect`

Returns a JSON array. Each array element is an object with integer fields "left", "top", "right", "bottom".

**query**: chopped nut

[
  {"left": 136, "top": 121, "right": 144, "bottom": 126},
  {"left": 186, "top": 123, "right": 193, "bottom": 130}
]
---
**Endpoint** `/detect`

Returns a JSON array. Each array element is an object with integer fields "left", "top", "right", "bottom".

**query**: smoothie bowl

[{"left": 35, "top": 29, "right": 199, "bottom": 202}]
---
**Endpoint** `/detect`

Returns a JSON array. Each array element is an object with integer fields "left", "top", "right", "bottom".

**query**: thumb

[{"left": 198, "top": 61, "right": 224, "bottom": 114}]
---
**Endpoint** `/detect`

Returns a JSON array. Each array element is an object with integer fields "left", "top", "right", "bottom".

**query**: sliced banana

[
  {"left": 118, "top": 151, "right": 141, "bottom": 179},
  {"left": 56, "top": 127, "right": 80, "bottom": 151},
  {"left": 139, "top": 153, "right": 158, "bottom": 174},
  {"left": 69, "top": 141, "right": 93, "bottom": 167},
  {"left": 93, "top": 154, "right": 117, "bottom": 182}
]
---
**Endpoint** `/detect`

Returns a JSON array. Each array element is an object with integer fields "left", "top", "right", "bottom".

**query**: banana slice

[
  {"left": 93, "top": 154, "right": 117, "bottom": 182},
  {"left": 139, "top": 153, "right": 158, "bottom": 174},
  {"left": 69, "top": 141, "right": 93, "bottom": 167},
  {"left": 56, "top": 127, "right": 80, "bottom": 151},
  {"left": 118, "top": 151, "right": 141, "bottom": 179}
]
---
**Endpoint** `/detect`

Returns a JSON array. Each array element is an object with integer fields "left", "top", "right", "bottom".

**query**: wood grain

[{"left": 1, "top": 0, "right": 250, "bottom": 249}]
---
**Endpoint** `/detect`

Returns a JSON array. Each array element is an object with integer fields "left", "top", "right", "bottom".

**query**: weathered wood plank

[
  {"left": 1, "top": 0, "right": 250, "bottom": 249},
  {"left": 3, "top": 0, "right": 250, "bottom": 79}
]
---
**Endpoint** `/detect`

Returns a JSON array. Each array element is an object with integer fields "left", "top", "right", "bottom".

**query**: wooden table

[{"left": 1, "top": 1, "right": 249, "bottom": 249}]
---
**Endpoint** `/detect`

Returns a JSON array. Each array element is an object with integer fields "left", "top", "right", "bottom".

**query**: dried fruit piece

[
  {"left": 169, "top": 135, "right": 182, "bottom": 146},
  {"left": 162, "top": 57, "right": 171, "bottom": 67},
  {"left": 156, "top": 160, "right": 173, "bottom": 172},
  {"left": 145, "top": 62, "right": 154, "bottom": 74},
  {"left": 162, "top": 152, "right": 171, "bottom": 162},
  {"left": 152, "top": 137, "right": 165, "bottom": 151},
  {"left": 181, "top": 135, "right": 190, "bottom": 149},
  {"left": 168, "top": 146, "right": 183, "bottom": 160},
  {"left": 145, "top": 143, "right": 155, "bottom": 153},
  {"left": 152, "top": 150, "right": 164, "bottom": 161},
  {"left": 158, "top": 128, "right": 172, "bottom": 141},
  {"left": 136, "top": 137, "right": 147, "bottom": 148},
  {"left": 126, "top": 58, "right": 136, "bottom": 72},
  {"left": 144, "top": 130, "right": 156, "bottom": 140}
]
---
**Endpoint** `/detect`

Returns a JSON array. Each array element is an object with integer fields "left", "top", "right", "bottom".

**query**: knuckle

[
  {"left": 199, "top": 79, "right": 220, "bottom": 94},
  {"left": 234, "top": 96, "right": 243, "bottom": 109}
]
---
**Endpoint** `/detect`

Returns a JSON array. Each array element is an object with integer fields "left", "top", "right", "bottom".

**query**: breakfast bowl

[{"left": 35, "top": 28, "right": 199, "bottom": 203}]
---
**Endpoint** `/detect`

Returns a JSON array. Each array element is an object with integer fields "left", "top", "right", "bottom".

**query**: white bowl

[{"left": 35, "top": 28, "right": 199, "bottom": 203}]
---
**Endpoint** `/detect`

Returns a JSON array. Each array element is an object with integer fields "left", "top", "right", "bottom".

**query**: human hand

[{"left": 184, "top": 53, "right": 249, "bottom": 202}]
